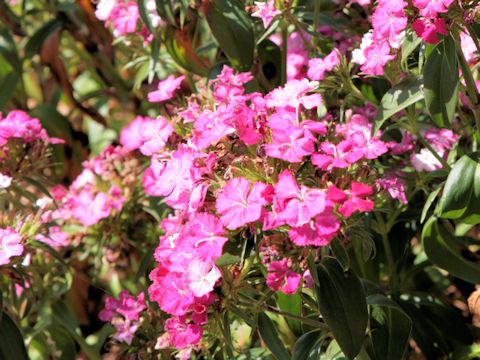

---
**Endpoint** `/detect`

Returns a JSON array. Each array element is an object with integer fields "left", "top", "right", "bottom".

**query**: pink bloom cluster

[
  {"left": 99, "top": 291, "right": 147, "bottom": 344},
  {"left": 412, "top": 0, "right": 453, "bottom": 44},
  {"left": 353, "top": 0, "right": 408, "bottom": 75},
  {"left": 0, "top": 110, "right": 63, "bottom": 148},
  {"left": 0, "top": 227, "right": 23, "bottom": 266},
  {"left": 119, "top": 65, "right": 411, "bottom": 351},
  {"left": 95, "top": 0, "right": 162, "bottom": 38},
  {"left": 45, "top": 146, "right": 130, "bottom": 228},
  {"left": 410, "top": 128, "right": 457, "bottom": 172}
]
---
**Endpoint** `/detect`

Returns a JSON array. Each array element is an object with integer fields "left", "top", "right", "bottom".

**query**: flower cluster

[
  {"left": 99, "top": 291, "right": 147, "bottom": 344},
  {"left": 111, "top": 64, "right": 418, "bottom": 352}
]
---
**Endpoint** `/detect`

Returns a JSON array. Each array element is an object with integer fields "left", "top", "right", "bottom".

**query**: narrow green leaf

[
  {"left": 315, "top": 257, "right": 368, "bottom": 360},
  {"left": 330, "top": 238, "right": 350, "bottom": 271},
  {"left": 367, "top": 294, "right": 412, "bottom": 360},
  {"left": 421, "top": 186, "right": 442, "bottom": 223},
  {"left": 422, "top": 216, "right": 480, "bottom": 284},
  {"left": 0, "top": 312, "right": 29, "bottom": 360},
  {"left": 374, "top": 77, "right": 424, "bottom": 134},
  {"left": 204, "top": 0, "right": 254, "bottom": 71},
  {"left": 25, "top": 19, "right": 63, "bottom": 58},
  {"left": 423, "top": 35, "right": 459, "bottom": 127},
  {"left": 0, "top": 28, "right": 22, "bottom": 73},
  {"left": 257, "top": 313, "right": 290, "bottom": 360},
  {"left": 138, "top": 0, "right": 155, "bottom": 34},
  {"left": 439, "top": 152, "right": 480, "bottom": 221},
  {"left": 450, "top": 344, "right": 480, "bottom": 360},
  {"left": 0, "top": 71, "right": 20, "bottom": 110},
  {"left": 277, "top": 292, "right": 302, "bottom": 335},
  {"left": 292, "top": 329, "right": 323, "bottom": 360}
]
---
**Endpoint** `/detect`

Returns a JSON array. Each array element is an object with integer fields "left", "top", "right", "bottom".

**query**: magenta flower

[
  {"left": 312, "top": 140, "right": 364, "bottom": 171},
  {"left": 273, "top": 170, "right": 327, "bottom": 227},
  {"left": 265, "top": 128, "right": 316, "bottom": 163},
  {"left": 148, "top": 75, "right": 185, "bottom": 103},
  {"left": 413, "top": 0, "right": 454, "bottom": 17},
  {"left": 0, "top": 173, "right": 12, "bottom": 189},
  {"left": 377, "top": 174, "right": 408, "bottom": 204},
  {"left": 252, "top": 0, "right": 281, "bottom": 28},
  {"left": 266, "top": 259, "right": 302, "bottom": 294},
  {"left": 186, "top": 259, "right": 221, "bottom": 297},
  {"left": 216, "top": 177, "right": 268, "bottom": 230},
  {"left": 0, "top": 227, "right": 23, "bottom": 266},
  {"left": 165, "top": 317, "right": 203, "bottom": 349},
  {"left": 412, "top": 17, "right": 448, "bottom": 44},
  {"left": 328, "top": 182, "right": 375, "bottom": 217},
  {"left": 288, "top": 209, "right": 340, "bottom": 247},
  {"left": 138, "top": 116, "right": 173, "bottom": 156},
  {"left": 266, "top": 79, "right": 322, "bottom": 110}
]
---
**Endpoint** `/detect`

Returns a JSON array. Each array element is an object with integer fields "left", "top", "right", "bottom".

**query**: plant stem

[{"left": 454, "top": 31, "right": 480, "bottom": 135}]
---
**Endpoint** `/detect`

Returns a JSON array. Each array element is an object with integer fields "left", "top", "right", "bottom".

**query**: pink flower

[
  {"left": 0, "top": 173, "right": 12, "bottom": 189},
  {"left": 413, "top": 0, "right": 454, "bottom": 17},
  {"left": 266, "top": 79, "right": 322, "bottom": 110},
  {"left": 0, "top": 227, "right": 23, "bottom": 266},
  {"left": 328, "top": 182, "right": 375, "bottom": 217},
  {"left": 412, "top": 17, "right": 448, "bottom": 44},
  {"left": 307, "top": 50, "right": 340, "bottom": 81},
  {"left": 165, "top": 317, "right": 203, "bottom": 349},
  {"left": 99, "top": 291, "right": 146, "bottom": 345},
  {"left": 191, "top": 108, "right": 235, "bottom": 150},
  {"left": 148, "top": 75, "right": 185, "bottom": 103},
  {"left": 186, "top": 260, "right": 221, "bottom": 297},
  {"left": 312, "top": 141, "right": 364, "bottom": 171},
  {"left": 410, "top": 148, "right": 444, "bottom": 172},
  {"left": 108, "top": 1, "right": 139, "bottom": 37},
  {"left": 183, "top": 213, "right": 229, "bottom": 262},
  {"left": 119, "top": 116, "right": 146, "bottom": 152},
  {"left": 266, "top": 259, "right": 302, "bottom": 294},
  {"left": 377, "top": 174, "right": 408, "bottom": 204},
  {"left": 360, "top": 41, "right": 396, "bottom": 76},
  {"left": 265, "top": 128, "right": 316, "bottom": 163},
  {"left": 149, "top": 271, "right": 195, "bottom": 316},
  {"left": 273, "top": 170, "right": 327, "bottom": 227},
  {"left": 216, "top": 177, "right": 268, "bottom": 230},
  {"left": 252, "top": 0, "right": 281, "bottom": 28},
  {"left": 35, "top": 226, "right": 69, "bottom": 249},
  {"left": 95, "top": 0, "right": 115, "bottom": 20},
  {"left": 138, "top": 116, "right": 173, "bottom": 156},
  {"left": 288, "top": 209, "right": 340, "bottom": 247}
]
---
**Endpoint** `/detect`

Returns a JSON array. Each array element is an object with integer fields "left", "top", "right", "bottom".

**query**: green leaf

[
  {"left": 422, "top": 216, "right": 480, "bottom": 284},
  {"left": 423, "top": 35, "right": 459, "bottom": 127},
  {"left": 421, "top": 186, "right": 442, "bottom": 223},
  {"left": 439, "top": 152, "right": 480, "bottom": 222},
  {"left": 330, "top": 238, "right": 350, "bottom": 271},
  {"left": 215, "top": 252, "right": 241, "bottom": 266},
  {"left": 0, "top": 71, "right": 20, "bottom": 110},
  {"left": 292, "top": 329, "right": 323, "bottom": 360},
  {"left": 0, "top": 28, "right": 21, "bottom": 73},
  {"left": 257, "top": 313, "right": 290, "bottom": 360},
  {"left": 164, "top": 25, "right": 210, "bottom": 76},
  {"left": 258, "top": 39, "right": 282, "bottom": 89},
  {"left": 449, "top": 344, "right": 480, "bottom": 360},
  {"left": 276, "top": 292, "right": 302, "bottom": 335},
  {"left": 204, "top": 0, "right": 254, "bottom": 71},
  {"left": 0, "top": 312, "right": 29, "bottom": 360},
  {"left": 396, "top": 293, "right": 472, "bottom": 358},
  {"left": 155, "top": 0, "right": 176, "bottom": 26},
  {"left": 315, "top": 257, "right": 368, "bottom": 360},
  {"left": 401, "top": 30, "right": 421, "bottom": 66},
  {"left": 25, "top": 19, "right": 63, "bottom": 58},
  {"left": 374, "top": 77, "right": 424, "bottom": 134},
  {"left": 367, "top": 294, "right": 412, "bottom": 360},
  {"left": 138, "top": 0, "right": 155, "bottom": 34},
  {"left": 47, "top": 325, "right": 76, "bottom": 360}
]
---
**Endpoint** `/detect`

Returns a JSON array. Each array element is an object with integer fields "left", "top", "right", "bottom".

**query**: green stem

[
  {"left": 454, "top": 31, "right": 480, "bottom": 135},
  {"left": 374, "top": 213, "right": 394, "bottom": 281},
  {"left": 281, "top": 22, "right": 288, "bottom": 85}
]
